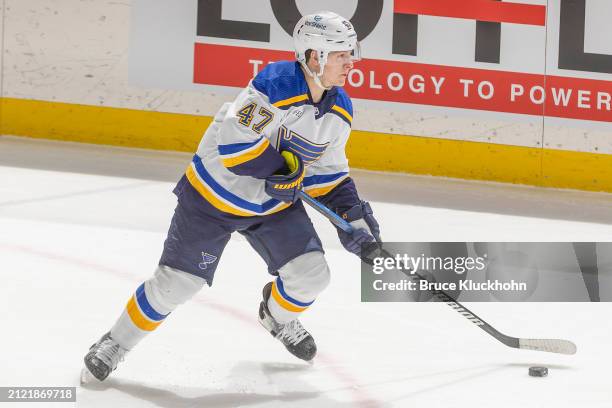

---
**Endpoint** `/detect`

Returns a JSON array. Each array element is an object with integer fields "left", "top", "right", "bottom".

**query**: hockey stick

[{"left": 297, "top": 190, "right": 577, "bottom": 355}]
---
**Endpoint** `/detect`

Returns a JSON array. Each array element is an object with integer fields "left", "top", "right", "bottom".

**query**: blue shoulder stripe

[
  {"left": 334, "top": 88, "right": 353, "bottom": 117},
  {"left": 329, "top": 109, "right": 351, "bottom": 126},
  {"left": 218, "top": 138, "right": 263, "bottom": 156},
  {"left": 325, "top": 88, "right": 353, "bottom": 126},
  {"left": 252, "top": 61, "right": 309, "bottom": 108},
  {"left": 224, "top": 144, "right": 286, "bottom": 178}
]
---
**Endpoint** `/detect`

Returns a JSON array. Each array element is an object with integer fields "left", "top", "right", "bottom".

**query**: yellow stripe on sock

[
  {"left": 271, "top": 281, "right": 308, "bottom": 313},
  {"left": 126, "top": 295, "right": 163, "bottom": 331}
]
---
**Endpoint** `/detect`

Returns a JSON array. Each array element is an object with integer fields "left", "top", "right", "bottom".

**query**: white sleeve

[{"left": 215, "top": 83, "right": 285, "bottom": 178}]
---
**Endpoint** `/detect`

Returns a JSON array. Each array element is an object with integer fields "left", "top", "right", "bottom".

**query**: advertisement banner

[{"left": 130, "top": 0, "right": 612, "bottom": 151}]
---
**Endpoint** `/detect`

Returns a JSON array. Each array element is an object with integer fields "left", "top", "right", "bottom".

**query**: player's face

[{"left": 322, "top": 51, "right": 355, "bottom": 87}]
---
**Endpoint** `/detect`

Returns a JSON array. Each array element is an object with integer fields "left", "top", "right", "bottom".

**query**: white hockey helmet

[{"left": 293, "top": 11, "right": 361, "bottom": 89}]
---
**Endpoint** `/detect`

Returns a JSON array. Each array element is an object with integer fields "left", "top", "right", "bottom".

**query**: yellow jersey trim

[
  {"left": 186, "top": 165, "right": 291, "bottom": 217},
  {"left": 331, "top": 105, "right": 353, "bottom": 123},
  {"left": 273, "top": 94, "right": 309, "bottom": 108},
  {"left": 221, "top": 138, "right": 270, "bottom": 168},
  {"left": 304, "top": 176, "right": 348, "bottom": 197}
]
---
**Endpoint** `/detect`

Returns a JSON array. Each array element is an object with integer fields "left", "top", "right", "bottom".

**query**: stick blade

[{"left": 519, "top": 338, "right": 577, "bottom": 355}]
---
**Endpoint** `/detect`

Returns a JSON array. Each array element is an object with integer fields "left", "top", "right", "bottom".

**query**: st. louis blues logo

[
  {"left": 276, "top": 125, "right": 328, "bottom": 165},
  {"left": 198, "top": 252, "right": 218, "bottom": 270}
]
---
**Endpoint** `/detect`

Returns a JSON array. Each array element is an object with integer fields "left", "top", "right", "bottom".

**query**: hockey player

[{"left": 82, "top": 11, "right": 381, "bottom": 382}]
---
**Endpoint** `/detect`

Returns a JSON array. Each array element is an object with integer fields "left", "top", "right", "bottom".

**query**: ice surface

[{"left": 1, "top": 136, "right": 611, "bottom": 407}]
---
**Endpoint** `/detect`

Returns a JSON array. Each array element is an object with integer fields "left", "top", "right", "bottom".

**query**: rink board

[
  {"left": 1, "top": 0, "right": 612, "bottom": 192},
  {"left": 2, "top": 97, "right": 612, "bottom": 192}
]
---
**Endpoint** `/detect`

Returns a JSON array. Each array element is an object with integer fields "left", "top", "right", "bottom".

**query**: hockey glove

[
  {"left": 265, "top": 151, "right": 305, "bottom": 203},
  {"left": 337, "top": 201, "right": 381, "bottom": 256}
]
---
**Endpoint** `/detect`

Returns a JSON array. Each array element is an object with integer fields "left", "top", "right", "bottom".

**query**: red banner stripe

[
  {"left": 194, "top": 43, "right": 293, "bottom": 88},
  {"left": 544, "top": 75, "right": 612, "bottom": 123},
  {"left": 393, "top": 0, "right": 546, "bottom": 26},
  {"left": 194, "top": 43, "right": 612, "bottom": 123},
  {"left": 345, "top": 55, "right": 545, "bottom": 116}
]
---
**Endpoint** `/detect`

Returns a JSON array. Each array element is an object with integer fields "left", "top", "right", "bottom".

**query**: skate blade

[{"left": 80, "top": 367, "right": 99, "bottom": 385}]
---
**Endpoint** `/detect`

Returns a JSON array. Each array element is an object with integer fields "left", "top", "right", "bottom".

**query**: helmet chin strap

[{"left": 300, "top": 62, "right": 332, "bottom": 91}]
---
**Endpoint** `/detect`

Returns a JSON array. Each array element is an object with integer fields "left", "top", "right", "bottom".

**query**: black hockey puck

[{"left": 529, "top": 367, "right": 548, "bottom": 377}]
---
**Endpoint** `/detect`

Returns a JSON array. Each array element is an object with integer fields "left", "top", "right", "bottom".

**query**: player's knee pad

[
  {"left": 144, "top": 265, "right": 206, "bottom": 314},
  {"left": 277, "top": 251, "right": 330, "bottom": 302}
]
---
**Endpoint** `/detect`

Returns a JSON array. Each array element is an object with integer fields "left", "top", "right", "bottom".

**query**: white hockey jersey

[{"left": 184, "top": 61, "right": 354, "bottom": 217}]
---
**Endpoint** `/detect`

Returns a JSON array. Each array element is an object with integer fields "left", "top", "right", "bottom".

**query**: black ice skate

[
  {"left": 81, "top": 332, "right": 127, "bottom": 382},
  {"left": 258, "top": 282, "right": 317, "bottom": 361}
]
